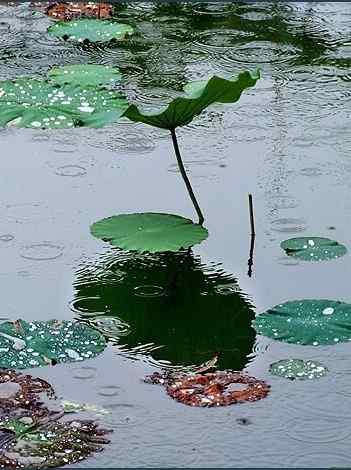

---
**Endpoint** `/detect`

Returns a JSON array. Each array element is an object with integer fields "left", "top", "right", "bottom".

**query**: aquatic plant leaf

[
  {"left": 48, "top": 64, "right": 122, "bottom": 87},
  {"left": 253, "top": 299, "right": 351, "bottom": 346},
  {"left": 48, "top": 19, "right": 134, "bottom": 43},
  {"left": 90, "top": 213, "right": 208, "bottom": 253},
  {"left": 123, "top": 70, "right": 260, "bottom": 129},
  {"left": 280, "top": 237, "right": 347, "bottom": 261},
  {"left": 0, "top": 79, "right": 127, "bottom": 129},
  {"left": 0, "top": 419, "right": 111, "bottom": 468},
  {"left": 269, "top": 359, "right": 328, "bottom": 380},
  {"left": 151, "top": 371, "right": 270, "bottom": 407},
  {"left": 0, "top": 319, "right": 106, "bottom": 368},
  {"left": 46, "top": 2, "right": 113, "bottom": 20}
]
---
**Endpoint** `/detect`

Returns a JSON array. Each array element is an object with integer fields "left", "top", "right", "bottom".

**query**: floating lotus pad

[
  {"left": 48, "top": 19, "right": 134, "bottom": 43},
  {"left": 48, "top": 64, "right": 122, "bottom": 87},
  {"left": 0, "top": 319, "right": 106, "bottom": 369},
  {"left": 123, "top": 70, "right": 260, "bottom": 129},
  {"left": 90, "top": 213, "right": 209, "bottom": 253},
  {"left": 145, "top": 371, "right": 270, "bottom": 407},
  {"left": 269, "top": 359, "right": 328, "bottom": 380},
  {"left": 253, "top": 299, "right": 351, "bottom": 346},
  {"left": 0, "top": 79, "right": 127, "bottom": 129},
  {"left": 280, "top": 237, "right": 347, "bottom": 261}
]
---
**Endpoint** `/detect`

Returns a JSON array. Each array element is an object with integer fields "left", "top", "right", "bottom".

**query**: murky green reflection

[{"left": 73, "top": 250, "right": 255, "bottom": 371}]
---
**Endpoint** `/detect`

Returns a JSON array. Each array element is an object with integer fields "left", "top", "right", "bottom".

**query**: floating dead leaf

[
  {"left": 46, "top": 2, "right": 113, "bottom": 20},
  {"left": 145, "top": 370, "right": 270, "bottom": 407}
]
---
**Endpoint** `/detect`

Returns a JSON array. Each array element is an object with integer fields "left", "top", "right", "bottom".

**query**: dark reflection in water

[{"left": 72, "top": 250, "right": 255, "bottom": 371}]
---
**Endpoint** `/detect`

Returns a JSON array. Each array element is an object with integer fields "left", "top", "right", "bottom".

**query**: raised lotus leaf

[
  {"left": 0, "top": 419, "right": 111, "bottom": 468},
  {"left": 47, "top": 18, "right": 134, "bottom": 43},
  {"left": 269, "top": 359, "right": 328, "bottom": 380},
  {"left": 253, "top": 299, "right": 351, "bottom": 346},
  {"left": 280, "top": 237, "right": 347, "bottom": 261},
  {"left": 123, "top": 69, "right": 260, "bottom": 129},
  {"left": 0, "top": 78, "right": 127, "bottom": 129},
  {"left": 48, "top": 64, "right": 122, "bottom": 87},
  {"left": 90, "top": 212, "right": 209, "bottom": 253},
  {"left": 0, "top": 319, "right": 106, "bottom": 369}
]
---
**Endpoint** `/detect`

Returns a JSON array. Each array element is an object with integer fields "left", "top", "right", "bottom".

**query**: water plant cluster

[{"left": 1, "top": 1, "right": 351, "bottom": 466}]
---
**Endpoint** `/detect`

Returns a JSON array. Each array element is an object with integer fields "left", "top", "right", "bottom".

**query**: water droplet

[
  {"left": 323, "top": 307, "right": 334, "bottom": 315},
  {"left": 134, "top": 285, "right": 165, "bottom": 298},
  {"left": 20, "top": 242, "right": 64, "bottom": 261},
  {"left": 0, "top": 234, "right": 14, "bottom": 242},
  {"left": 54, "top": 165, "right": 87, "bottom": 177}
]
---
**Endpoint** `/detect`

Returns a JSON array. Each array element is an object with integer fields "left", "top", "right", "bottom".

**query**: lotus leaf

[
  {"left": 0, "top": 78, "right": 127, "bottom": 129},
  {"left": 123, "top": 69, "right": 260, "bottom": 129},
  {"left": 48, "top": 19, "right": 134, "bottom": 43},
  {"left": 48, "top": 64, "right": 122, "bottom": 87},
  {"left": 253, "top": 299, "right": 351, "bottom": 346},
  {"left": 280, "top": 237, "right": 347, "bottom": 261},
  {"left": 0, "top": 319, "right": 106, "bottom": 368},
  {"left": 90, "top": 213, "right": 208, "bottom": 253},
  {"left": 269, "top": 359, "right": 328, "bottom": 380}
]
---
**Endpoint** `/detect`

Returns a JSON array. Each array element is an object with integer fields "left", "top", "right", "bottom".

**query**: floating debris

[
  {"left": 0, "top": 419, "right": 111, "bottom": 468},
  {"left": 0, "top": 319, "right": 106, "bottom": 369},
  {"left": 46, "top": 2, "right": 113, "bottom": 20},
  {"left": 0, "top": 371, "right": 111, "bottom": 468},
  {"left": 269, "top": 359, "right": 328, "bottom": 380},
  {"left": 145, "top": 370, "right": 270, "bottom": 407},
  {"left": 62, "top": 400, "right": 109, "bottom": 415},
  {"left": 280, "top": 237, "right": 347, "bottom": 261},
  {"left": 253, "top": 299, "right": 351, "bottom": 346}
]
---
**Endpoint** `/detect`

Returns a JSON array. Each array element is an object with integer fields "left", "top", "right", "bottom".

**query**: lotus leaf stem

[{"left": 170, "top": 128, "right": 204, "bottom": 225}]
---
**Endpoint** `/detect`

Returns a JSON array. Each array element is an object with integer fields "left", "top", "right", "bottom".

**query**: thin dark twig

[
  {"left": 248, "top": 193, "right": 255, "bottom": 236},
  {"left": 247, "top": 194, "right": 256, "bottom": 277},
  {"left": 247, "top": 233, "right": 255, "bottom": 278},
  {"left": 170, "top": 128, "right": 205, "bottom": 225}
]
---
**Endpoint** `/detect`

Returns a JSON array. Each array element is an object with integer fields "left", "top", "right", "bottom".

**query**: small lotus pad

[
  {"left": 280, "top": 237, "right": 347, "bottom": 261},
  {"left": 48, "top": 19, "right": 134, "bottom": 43},
  {"left": 269, "top": 359, "right": 328, "bottom": 380},
  {"left": 48, "top": 64, "right": 122, "bottom": 87},
  {"left": 253, "top": 299, "right": 351, "bottom": 346},
  {"left": 0, "top": 319, "right": 106, "bottom": 369},
  {"left": 90, "top": 212, "right": 208, "bottom": 253},
  {"left": 0, "top": 79, "right": 127, "bottom": 129}
]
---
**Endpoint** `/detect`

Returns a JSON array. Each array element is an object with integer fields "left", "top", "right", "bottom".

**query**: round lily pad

[
  {"left": 269, "top": 359, "right": 328, "bottom": 380},
  {"left": 90, "top": 213, "right": 209, "bottom": 253},
  {"left": 0, "top": 79, "right": 127, "bottom": 129},
  {"left": 0, "top": 319, "right": 106, "bottom": 369},
  {"left": 253, "top": 299, "right": 351, "bottom": 346},
  {"left": 48, "top": 64, "right": 122, "bottom": 87},
  {"left": 47, "top": 19, "right": 134, "bottom": 43},
  {"left": 280, "top": 237, "right": 347, "bottom": 261}
]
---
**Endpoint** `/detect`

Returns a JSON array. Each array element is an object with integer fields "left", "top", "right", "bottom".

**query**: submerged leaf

[
  {"left": 90, "top": 212, "right": 208, "bottom": 253},
  {"left": 280, "top": 237, "right": 347, "bottom": 261},
  {"left": 48, "top": 18, "right": 134, "bottom": 43},
  {"left": 269, "top": 359, "right": 328, "bottom": 380},
  {"left": 0, "top": 319, "right": 106, "bottom": 368},
  {"left": 0, "top": 79, "right": 127, "bottom": 129},
  {"left": 48, "top": 64, "right": 122, "bottom": 87},
  {"left": 46, "top": 2, "right": 113, "bottom": 20},
  {"left": 123, "top": 70, "right": 260, "bottom": 129},
  {"left": 253, "top": 299, "right": 351, "bottom": 346},
  {"left": 62, "top": 400, "right": 109, "bottom": 415}
]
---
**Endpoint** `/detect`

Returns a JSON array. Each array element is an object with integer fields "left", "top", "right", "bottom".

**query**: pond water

[{"left": 1, "top": 1, "right": 351, "bottom": 467}]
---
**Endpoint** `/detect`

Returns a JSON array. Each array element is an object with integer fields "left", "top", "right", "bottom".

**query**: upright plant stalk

[{"left": 170, "top": 128, "right": 204, "bottom": 225}]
